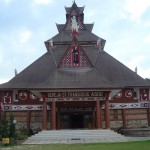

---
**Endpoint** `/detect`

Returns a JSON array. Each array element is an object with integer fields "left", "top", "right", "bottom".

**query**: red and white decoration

[
  {"left": 125, "top": 90, "right": 133, "bottom": 98},
  {"left": 71, "top": 45, "right": 80, "bottom": 65},
  {"left": 19, "top": 91, "right": 27, "bottom": 100},
  {"left": 48, "top": 38, "right": 55, "bottom": 50},
  {"left": 2, "top": 102, "right": 150, "bottom": 111},
  {"left": 96, "top": 37, "right": 102, "bottom": 48},
  {"left": 115, "top": 92, "right": 122, "bottom": 98},
  {"left": 3, "top": 93, "right": 12, "bottom": 104},
  {"left": 114, "top": 89, "right": 134, "bottom": 99},
  {"left": 59, "top": 44, "right": 91, "bottom": 68},
  {"left": 3, "top": 105, "right": 45, "bottom": 111},
  {"left": 65, "top": 15, "right": 85, "bottom": 31},
  {"left": 71, "top": 16, "right": 79, "bottom": 37},
  {"left": 109, "top": 102, "right": 150, "bottom": 109},
  {"left": 30, "top": 93, "right": 37, "bottom": 100},
  {"left": 140, "top": 89, "right": 149, "bottom": 101},
  {"left": 18, "top": 91, "right": 38, "bottom": 101}
]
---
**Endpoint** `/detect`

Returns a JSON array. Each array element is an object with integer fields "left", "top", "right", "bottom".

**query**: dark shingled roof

[
  {"left": 0, "top": 46, "right": 149, "bottom": 89},
  {"left": 95, "top": 50, "right": 149, "bottom": 87},
  {"left": 53, "top": 30, "right": 98, "bottom": 42},
  {"left": 35, "top": 68, "right": 117, "bottom": 89},
  {"left": 65, "top": 6, "right": 84, "bottom": 14},
  {"left": 56, "top": 24, "right": 94, "bottom": 33},
  {"left": 44, "top": 44, "right": 99, "bottom": 67},
  {"left": 0, "top": 51, "right": 56, "bottom": 89},
  {"left": 51, "top": 46, "right": 68, "bottom": 65},
  {"left": 65, "top": 2, "right": 84, "bottom": 14},
  {"left": 45, "top": 30, "right": 99, "bottom": 46},
  {"left": 0, "top": 2, "right": 149, "bottom": 90}
]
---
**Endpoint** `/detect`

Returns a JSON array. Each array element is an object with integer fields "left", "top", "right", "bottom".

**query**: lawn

[{"left": 0, "top": 141, "right": 150, "bottom": 150}]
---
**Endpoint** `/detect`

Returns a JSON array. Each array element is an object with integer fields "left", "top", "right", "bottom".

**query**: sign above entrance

[{"left": 45, "top": 91, "right": 105, "bottom": 99}]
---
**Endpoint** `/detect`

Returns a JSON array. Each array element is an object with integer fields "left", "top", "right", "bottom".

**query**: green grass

[{"left": 0, "top": 141, "right": 150, "bottom": 150}]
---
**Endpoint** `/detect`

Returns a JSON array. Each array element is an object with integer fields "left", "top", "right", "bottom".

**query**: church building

[{"left": 0, "top": 2, "right": 150, "bottom": 133}]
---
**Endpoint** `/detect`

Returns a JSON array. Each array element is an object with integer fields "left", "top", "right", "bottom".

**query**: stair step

[{"left": 23, "top": 129, "right": 128, "bottom": 144}]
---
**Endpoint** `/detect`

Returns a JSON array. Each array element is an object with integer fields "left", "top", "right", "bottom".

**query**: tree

[
  {"left": 9, "top": 113, "right": 16, "bottom": 139},
  {"left": 0, "top": 112, "right": 9, "bottom": 138}
]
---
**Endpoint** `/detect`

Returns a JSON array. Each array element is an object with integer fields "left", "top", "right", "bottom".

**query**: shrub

[
  {"left": 0, "top": 112, "right": 9, "bottom": 138},
  {"left": 17, "top": 126, "right": 27, "bottom": 140}
]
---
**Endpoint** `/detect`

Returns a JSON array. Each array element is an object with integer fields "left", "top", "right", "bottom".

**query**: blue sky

[{"left": 0, "top": 0, "right": 150, "bottom": 84}]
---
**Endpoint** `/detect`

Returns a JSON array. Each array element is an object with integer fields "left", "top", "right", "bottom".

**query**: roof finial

[
  {"left": 49, "top": 39, "right": 53, "bottom": 47},
  {"left": 14, "top": 68, "right": 17, "bottom": 76},
  {"left": 135, "top": 66, "right": 137, "bottom": 73},
  {"left": 97, "top": 37, "right": 102, "bottom": 45},
  {"left": 96, "top": 37, "right": 102, "bottom": 49}
]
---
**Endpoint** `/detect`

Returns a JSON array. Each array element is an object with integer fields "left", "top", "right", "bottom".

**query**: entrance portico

[{"left": 42, "top": 90, "right": 110, "bottom": 130}]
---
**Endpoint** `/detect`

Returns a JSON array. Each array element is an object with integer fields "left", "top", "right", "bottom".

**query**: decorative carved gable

[
  {"left": 64, "top": 15, "right": 85, "bottom": 30},
  {"left": 59, "top": 42, "right": 92, "bottom": 68},
  {"left": 64, "top": 2, "right": 85, "bottom": 31},
  {"left": 70, "top": 9, "right": 78, "bottom": 16}
]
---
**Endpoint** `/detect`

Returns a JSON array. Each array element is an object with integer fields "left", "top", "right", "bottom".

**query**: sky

[{"left": 0, "top": 0, "right": 150, "bottom": 84}]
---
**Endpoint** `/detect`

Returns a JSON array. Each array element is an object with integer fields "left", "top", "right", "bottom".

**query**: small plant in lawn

[{"left": 17, "top": 125, "right": 27, "bottom": 141}]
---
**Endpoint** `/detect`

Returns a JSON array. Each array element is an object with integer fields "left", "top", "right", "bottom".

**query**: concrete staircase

[{"left": 23, "top": 129, "right": 129, "bottom": 144}]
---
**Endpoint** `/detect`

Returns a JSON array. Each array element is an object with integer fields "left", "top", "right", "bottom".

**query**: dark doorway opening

[{"left": 71, "top": 114, "right": 84, "bottom": 129}]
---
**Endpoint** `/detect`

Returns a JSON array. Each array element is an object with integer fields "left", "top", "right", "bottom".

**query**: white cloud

[
  {"left": 86, "top": 10, "right": 96, "bottom": 18},
  {"left": 33, "top": 0, "right": 53, "bottom": 5},
  {"left": 1, "top": 0, "right": 13, "bottom": 4},
  {"left": 0, "top": 78, "right": 9, "bottom": 84},
  {"left": 145, "top": 33, "right": 150, "bottom": 43},
  {"left": 124, "top": 0, "right": 150, "bottom": 21},
  {"left": 126, "top": 56, "right": 145, "bottom": 69},
  {"left": 0, "top": 54, "right": 2, "bottom": 64},
  {"left": 0, "top": 47, "right": 2, "bottom": 62},
  {"left": 138, "top": 67, "right": 150, "bottom": 79},
  {"left": 19, "top": 30, "right": 32, "bottom": 44}
]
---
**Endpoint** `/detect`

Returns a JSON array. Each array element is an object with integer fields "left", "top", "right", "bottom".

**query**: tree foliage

[{"left": 0, "top": 112, "right": 9, "bottom": 138}]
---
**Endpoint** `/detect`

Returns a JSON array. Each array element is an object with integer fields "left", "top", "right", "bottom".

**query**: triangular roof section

[
  {"left": 45, "top": 30, "right": 99, "bottom": 49},
  {"left": 58, "top": 37, "right": 93, "bottom": 68},
  {"left": 95, "top": 50, "right": 149, "bottom": 87},
  {"left": 35, "top": 67, "right": 118, "bottom": 89},
  {"left": 56, "top": 23, "right": 94, "bottom": 33},
  {"left": 64, "top": 2, "right": 85, "bottom": 31},
  {"left": 0, "top": 52, "right": 56, "bottom": 89},
  {"left": 0, "top": 2, "right": 150, "bottom": 90},
  {"left": 65, "top": 2, "right": 84, "bottom": 14}
]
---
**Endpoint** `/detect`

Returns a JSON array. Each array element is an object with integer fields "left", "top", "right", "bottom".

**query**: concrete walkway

[{"left": 22, "top": 136, "right": 150, "bottom": 144}]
